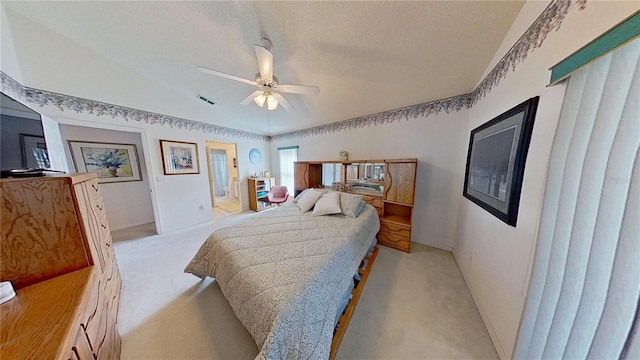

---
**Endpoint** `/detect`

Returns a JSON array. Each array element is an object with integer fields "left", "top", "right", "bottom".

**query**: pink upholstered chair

[{"left": 267, "top": 185, "right": 289, "bottom": 206}]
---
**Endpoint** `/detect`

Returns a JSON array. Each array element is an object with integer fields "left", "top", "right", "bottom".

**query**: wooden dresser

[{"left": 1, "top": 173, "right": 122, "bottom": 359}]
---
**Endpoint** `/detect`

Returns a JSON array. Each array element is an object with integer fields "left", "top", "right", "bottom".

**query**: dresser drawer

[
  {"left": 377, "top": 232, "right": 410, "bottom": 252},
  {"left": 86, "top": 178, "right": 101, "bottom": 198},
  {"left": 69, "top": 325, "right": 94, "bottom": 360},
  {"left": 90, "top": 195, "right": 107, "bottom": 220},
  {"left": 98, "top": 215, "right": 111, "bottom": 245},
  {"left": 379, "top": 221, "right": 411, "bottom": 238},
  {"left": 109, "top": 264, "right": 122, "bottom": 321},
  {"left": 362, "top": 195, "right": 382, "bottom": 208}
]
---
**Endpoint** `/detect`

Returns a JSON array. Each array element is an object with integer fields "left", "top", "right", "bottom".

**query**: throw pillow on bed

[
  {"left": 293, "top": 188, "right": 331, "bottom": 203},
  {"left": 340, "top": 193, "right": 365, "bottom": 218},
  {"left": 312, "top": 191, "right": 342, "bottom": 216},
  {"left": 296, "top": 189, "right": 323, "bottom": 213}
]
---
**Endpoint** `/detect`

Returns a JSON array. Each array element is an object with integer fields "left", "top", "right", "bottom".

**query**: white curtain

[
  {"left": 514, "top": 39, "right": 639, "bottom": 359},
  {"left": 278, "top": 147, "right": 297, "bottom": 191},
  {"left": 211, "top": 149, "right": 227, "bottom": 196}
]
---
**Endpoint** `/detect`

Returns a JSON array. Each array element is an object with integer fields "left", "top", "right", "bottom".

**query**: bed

[{"left": 184, "top": 201, "right": 380, "bottom": 359}]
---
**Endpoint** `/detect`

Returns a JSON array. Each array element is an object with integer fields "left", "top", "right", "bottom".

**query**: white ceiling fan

[{"left": 198, "top": 38, "right": 319, "bottom": 111}]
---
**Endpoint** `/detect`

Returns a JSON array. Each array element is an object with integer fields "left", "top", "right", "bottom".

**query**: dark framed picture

[
  {"left": 68, "top": 140, "right": 142, "bottom": 183},
  {"left": 463, "top": 96, "right": 539, "bottom": 226},
  {"left": 159, "top": 139, "right": 200, "bottom": 175}
]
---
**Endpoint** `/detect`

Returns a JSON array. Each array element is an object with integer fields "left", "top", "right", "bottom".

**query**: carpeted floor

[
  {"left": 112, "top": 222, "right": 157, "bottom": 244},
  {"left": 114, "top": 211, "right": 497, "bottom": 359}
]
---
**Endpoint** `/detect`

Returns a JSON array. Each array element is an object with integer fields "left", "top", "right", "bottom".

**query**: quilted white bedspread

[{"left": 184, "top": 203, "right": 380, "bottom": 359}]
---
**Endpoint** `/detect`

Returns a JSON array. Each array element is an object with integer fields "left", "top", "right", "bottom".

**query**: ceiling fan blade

[
  {"left": 240, "top": 90, "right": 263, "bottom": 105},
  {"left": 278, "top": 84, "right": 320, "bottom": 95},
  {"left": 197, "top": 66, "right": 257, "bottom": 86},
  {"left": 254, "top": 45, "right": 273, "bottom": 82},
  {"left": 273, "top": 93, "right": 293, "bottom": 112}
]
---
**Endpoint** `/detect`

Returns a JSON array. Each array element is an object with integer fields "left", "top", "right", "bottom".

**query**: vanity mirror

[{"left": 344, "top": 161, "right": 385, "bottom": 195}]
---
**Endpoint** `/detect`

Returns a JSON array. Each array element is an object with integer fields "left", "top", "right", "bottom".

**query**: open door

[{"left": 206, "top": 141, "right": 241, "bottom": 215}]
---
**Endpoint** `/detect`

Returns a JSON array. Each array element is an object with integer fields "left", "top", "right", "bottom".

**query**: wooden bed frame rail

[{"left": 329, "top": 246, "right": 379, "bottom": 359}]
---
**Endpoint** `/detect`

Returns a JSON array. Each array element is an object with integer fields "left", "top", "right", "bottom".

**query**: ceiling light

[
  {"left": 253, "top": 94, "right": 266, "bottom": 107},
  {"left": 267, "top": 95, "right": 278, "bottom": 111}
]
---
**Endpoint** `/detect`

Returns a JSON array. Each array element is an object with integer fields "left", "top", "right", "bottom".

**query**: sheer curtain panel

[{"left": 278, "top": 146, "right": 298, "bottom": 192}]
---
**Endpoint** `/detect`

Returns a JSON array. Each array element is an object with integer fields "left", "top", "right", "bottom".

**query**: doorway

[{"left": 206, "top": 141, "right": 241, "bottom": 216}]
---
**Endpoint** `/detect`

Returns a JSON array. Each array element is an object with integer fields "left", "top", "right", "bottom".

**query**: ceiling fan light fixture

[
  {"left": 254, "top": 93, "right": 266, "bottom": 107},
  {"left": 267, "top": 95, "right": 278, "bottom": 110}
]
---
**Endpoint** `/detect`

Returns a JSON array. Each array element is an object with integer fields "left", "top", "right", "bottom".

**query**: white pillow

[
  {"left": 312, "top": 192, "right": 342, "bottom": 216},
  {"left": 293, "top": 188, "right": 331, "bottom": 203},
  {"left": 296, "top": 189, "right": 323, "bottom": 213}
]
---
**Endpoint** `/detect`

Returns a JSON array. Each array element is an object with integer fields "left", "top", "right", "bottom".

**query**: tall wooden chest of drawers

[{"left": 1, "top": 173, "right": 122, "bottom": 359}]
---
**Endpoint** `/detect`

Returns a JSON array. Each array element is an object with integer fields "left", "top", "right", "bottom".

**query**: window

[{"left": 278, "top": 146, "right": 298, "bottom": 191}]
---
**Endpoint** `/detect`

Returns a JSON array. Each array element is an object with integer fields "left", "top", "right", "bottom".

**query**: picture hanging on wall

[
  {"left": 68, "top": 140, "right": 142, "bottom": 183},
  {"left": 160, "top": 139, "right": 200, "bottom": 175},
  {"left": 463, "top": 96, "right": 539, "bottom": 226}
]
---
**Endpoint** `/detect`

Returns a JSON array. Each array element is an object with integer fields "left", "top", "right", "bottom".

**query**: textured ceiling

[{"left": 2, "top": 1, "right": 524, "bottom": 135}]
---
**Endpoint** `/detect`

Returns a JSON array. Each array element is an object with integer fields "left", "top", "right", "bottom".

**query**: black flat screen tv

[{"left": 1, "top": 92, "right": 50, "bottom": 171}]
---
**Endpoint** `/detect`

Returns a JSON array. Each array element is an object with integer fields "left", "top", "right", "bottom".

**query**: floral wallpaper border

[
  {"left": 270, "top": 93, "right": 473, "bottom": 142},
  {"left": 0, "top": 72, "right": 268, "bottom": 142},
  {"left": 1, "top": 0, "right": 586, "bottom": 143}
]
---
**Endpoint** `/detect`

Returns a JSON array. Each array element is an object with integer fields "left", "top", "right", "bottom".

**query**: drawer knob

[
  {"left": 96, "top": 204, "right": 103, "bottom": 211},
  {"left": 91, "top": 184, "right": 99, "bottom": 191},
  {"left": 101, "top": 224, "right": 107, "bottom": 229}
]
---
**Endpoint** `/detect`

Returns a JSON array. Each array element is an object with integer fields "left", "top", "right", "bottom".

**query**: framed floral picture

[
  {"left": 159, "top": 139, "right": 200, "bottom": 175},
  {"left": 68, "top": 141, "right": 142, "bottom": 183}
]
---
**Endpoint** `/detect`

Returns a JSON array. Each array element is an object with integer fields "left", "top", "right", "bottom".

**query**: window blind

[{"left": 514, "top": 38, "right": 639, "bottom": 359}]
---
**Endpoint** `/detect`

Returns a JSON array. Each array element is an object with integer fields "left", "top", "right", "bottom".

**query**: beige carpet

[
  {"left": 111, "top": 222, "right": 157, "bottom": 244},
  {"left": 114, "top": 212, "right": 497, "bottom": 359}
]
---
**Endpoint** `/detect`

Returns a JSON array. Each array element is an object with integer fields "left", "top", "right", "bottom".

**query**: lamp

[
  {"left": 267, "top": 95, "right": 278, "bottom": 110},
  {"left": 252, "top": 91, "right": 279, "bottom": 111},
  {"left": 253, "top": 93, "right": 266, "bottom": 107}
]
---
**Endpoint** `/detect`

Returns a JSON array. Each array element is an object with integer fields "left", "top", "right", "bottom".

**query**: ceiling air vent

[{"left": 197, "top": 94, "right": 215, "bottom": 106}]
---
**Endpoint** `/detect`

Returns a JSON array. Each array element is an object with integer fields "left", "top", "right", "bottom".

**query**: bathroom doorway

[{"left": 206, "top": 141, "right": 241, "bottom": 216}]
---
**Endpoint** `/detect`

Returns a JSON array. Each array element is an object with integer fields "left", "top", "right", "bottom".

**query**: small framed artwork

[
  {"left": 68, "top": 141, "right": 142, "bottom": 183},
  {"left": 160, "top": 139, "right": 200, "bottom": 175},
  {"left": 463, "top": 96, "right": 539, "bottom": 226}
]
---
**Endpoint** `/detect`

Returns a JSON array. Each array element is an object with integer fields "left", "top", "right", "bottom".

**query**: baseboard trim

[{"left": 109, "top": 220, "right": 155, "bottom": 232}]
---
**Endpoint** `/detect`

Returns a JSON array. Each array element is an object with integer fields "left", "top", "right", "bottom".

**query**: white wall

[
  {"left": 59, "top": 124, "right": 155, "bottom": 231},
  {"left": 270, "top": 108, "right": 470, "bottom": 250},
  {"left": 45, "top": 111, "right": 269, "bottom": 234},
  {"left": 453, "top": 2, "right": 640, "bottom": 359},
  {"left": 41, "top": 114, "right": 70, "bottom": 172},
  {"left": 0, "top": 5, "right": 23, "bottom": 83}
]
